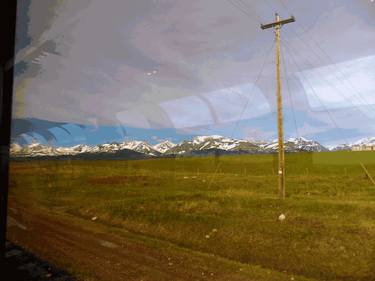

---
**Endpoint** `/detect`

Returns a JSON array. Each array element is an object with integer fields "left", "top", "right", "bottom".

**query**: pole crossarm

[{"left": 261, "top": 15, "right": 295, "bottom": 30}]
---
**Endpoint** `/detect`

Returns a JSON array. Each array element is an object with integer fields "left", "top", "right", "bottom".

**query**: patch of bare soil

[{"left": 6, "top": 198, "right": 274, "bottom": 281}]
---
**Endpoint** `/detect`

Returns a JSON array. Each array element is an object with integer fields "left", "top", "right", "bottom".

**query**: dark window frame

[{"left": 0, "top": 0, "right": 17, "bottom": 262}]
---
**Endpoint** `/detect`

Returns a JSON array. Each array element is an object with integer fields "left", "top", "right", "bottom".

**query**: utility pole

[{"left": 261, "top": 13, "right": 295, "bottom": 199}]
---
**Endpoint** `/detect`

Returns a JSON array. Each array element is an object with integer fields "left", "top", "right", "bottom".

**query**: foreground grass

[{"left": 9, "top": 151, "right": 375, "bottom": 281}]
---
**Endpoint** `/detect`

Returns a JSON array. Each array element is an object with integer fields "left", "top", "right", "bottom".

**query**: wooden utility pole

[{"left": 261, "top": 13, "right": 295, "bottom": 199}]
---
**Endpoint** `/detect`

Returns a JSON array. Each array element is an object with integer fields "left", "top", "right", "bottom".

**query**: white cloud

[
  {"left": 296, "top": 55, "right": 375, "bottom": 119},
  {"left": 12, "top": 0, "right": 375, "bottom": 143}
]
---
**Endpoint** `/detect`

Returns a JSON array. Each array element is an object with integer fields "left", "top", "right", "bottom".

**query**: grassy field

[{"left": 8, "top": 151, "right": 375, "bottom": 281}]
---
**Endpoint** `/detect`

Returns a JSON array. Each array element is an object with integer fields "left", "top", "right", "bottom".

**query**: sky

[{"left": 11, "top": 0, "right": 375, "bottom": 146}]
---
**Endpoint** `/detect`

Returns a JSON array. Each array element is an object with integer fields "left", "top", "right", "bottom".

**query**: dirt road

[{"left": 6, "top": 198, "right": 306, "bottom": 281}]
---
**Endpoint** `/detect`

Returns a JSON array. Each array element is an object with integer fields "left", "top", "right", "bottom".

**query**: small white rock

[
  {"left": 91, "top": 216, "right": 98, "bottom": 221},
  {"left": 278, "top": 214, "right": 286, "bottom": 221}
]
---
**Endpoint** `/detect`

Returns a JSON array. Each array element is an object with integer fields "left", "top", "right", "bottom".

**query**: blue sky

[{"left": 11, "top": 0, "right": 375, "bottom": 146}]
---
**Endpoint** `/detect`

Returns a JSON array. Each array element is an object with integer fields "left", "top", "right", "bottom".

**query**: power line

[
  {"left": 236, "top": 0, "right": 263, "bottom": 24},
  {"left": 230, "top": 40, "right": 275, "bottom": 138},
  {"left": 226, "top": 0, "right": 261, "bottom": 24},
  {"left": 279, "top": 0, "right": 313, "bottom": 34},
  {"left": 207, "top": 40, "right": 275, "bottom": 190},
  {"left": 281, "top": 39, "right": 351, "bottom": 144},
  {"left": 280, "top": 42, "right": 299, "bottom": 138},
  {"left": 291, "top": 29, "right": 375, "bottom": 116},
  {"left": 277, "top": 0, "right": 375, "bottom": 117},
  {"left": 262, "top": 0, "right": 279, "bottom": 15},
  {"left": 282, "top": 38, "right": 375, "bottom": 122},
  {"left": 313, "top": 42, "right": 375, "bottom": 114},
  {"left": 278, "top": 0, "right": 289, "bottom": 13}
]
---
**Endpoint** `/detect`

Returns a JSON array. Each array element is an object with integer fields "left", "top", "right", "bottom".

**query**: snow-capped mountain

[
  {"left": 11, "top": 140, "right": 160, "bottom": 158},
  {"left": 79, "top": 141, "right": 159, "bottom": 156},
  {"left": 329, "top": 137, "right": 375, "bottom": 151},
  {"left": 262, "top": 137, "right": 328, "bottom": 152},
  {"left": 353, "top": 137, "right": 375, "bottom": 146},
  {"left": 10, "top": 143, "right": 22, "bottom": 154},
  {"left": 164, "top": 135, "right": 262, "bottom": 155},
  {"left": 55, "top": 144, "right": 93, "bottom": 155},
  {"left": 152, "top": 140, "right": 176, "bottom": 153},
  {"left": 329, "top": 144, "right": 351, "bottom": 151},
  {"left": 10, "top": 135, "right": 337, "bottom": 159},
  {"left": 121, "top": 141, "right": 160, "bottom": 156},
  {"left": 18, "top": 143, "right": 58, "bottom": 156}
]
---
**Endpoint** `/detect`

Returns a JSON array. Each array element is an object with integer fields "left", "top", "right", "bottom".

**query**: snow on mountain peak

[
  {"left": 10, "top": 143, "right": 22, "bottom": 153},
  {"left": 120, "top": 140, "right": 159, "bottom": 156},
  {"left": 263, "top": 137, "right": 326, "bottom": 152},
  {"left": 353, "top": 137, "right": 375, "bottom": 146},
  {"left": 15, "top": 135, "right": 375, "bottom": 158},
  {"left": 153, "top": 140, "right": 176, "bottom": 153},
  {"left": 193, "top": 135, "right": 224, "bottom": 143},
  {"left": 287, "top": 136, "right": 310, "bottom": 143},
  {"left": 28, "top": 142, "right": 44, "bottom": 148}
]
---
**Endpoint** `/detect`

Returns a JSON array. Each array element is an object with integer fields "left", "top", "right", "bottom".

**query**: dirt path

[{"left": 6, "top": 199, "right": 307, "bottom": 281}]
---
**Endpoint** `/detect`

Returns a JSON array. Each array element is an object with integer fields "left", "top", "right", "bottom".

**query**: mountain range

[{"left": 10, "top": 135, "right": 353, "bottom": 160}]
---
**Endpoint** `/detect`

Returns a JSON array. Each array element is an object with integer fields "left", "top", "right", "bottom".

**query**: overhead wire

[
  {"left": 207, "top": 40, "right": 276, "bottom": 189},
  {"left": 229, "top": 41, "right": 275, "bottom": 138},
  {"left": 236, "top": 0, "right": 263, "bottom": 24},
  {"left": 277, "top": 0, "right": 375, "bottom": 117},
  {"left": 291, "top": 30, "right": 375, "bottom": 117},
  {"left": 226, "top": 0, "right": 262, "bottom": 24},
  {"left": 282, "top": 37, "right": 374, "bottom": 122},
  {"left": 313, "top": 42, "right": 375, "bottom": 115},
  {"left": 264, "top": 0, "right": 280, "bottom": 14},
  {"left": 200, "top": 0, "right": 276, "bottom": 140},
  {"left": 281, "top": 38, "right": 351, "bottom": 144},
  {"left": 221, "top": 0, "right": 364, "bottom": 145},
  {"left": 280, "top": 40, "right": 300, "bottom": 139},
  {"left": 278, "top": 0, "right": 289, "bottom": 13},
  {"left": 225, "top": 0, "right": 284, "bottom": 130}
]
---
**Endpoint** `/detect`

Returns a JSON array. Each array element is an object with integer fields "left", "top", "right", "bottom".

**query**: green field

[{"left": 8, "top": 151, "right": 375, "bottom": 281}]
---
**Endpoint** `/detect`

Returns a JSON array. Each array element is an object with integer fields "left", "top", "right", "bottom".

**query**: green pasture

[{"left": 9, "top": 151, "right": 375, "bottom": 281}]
